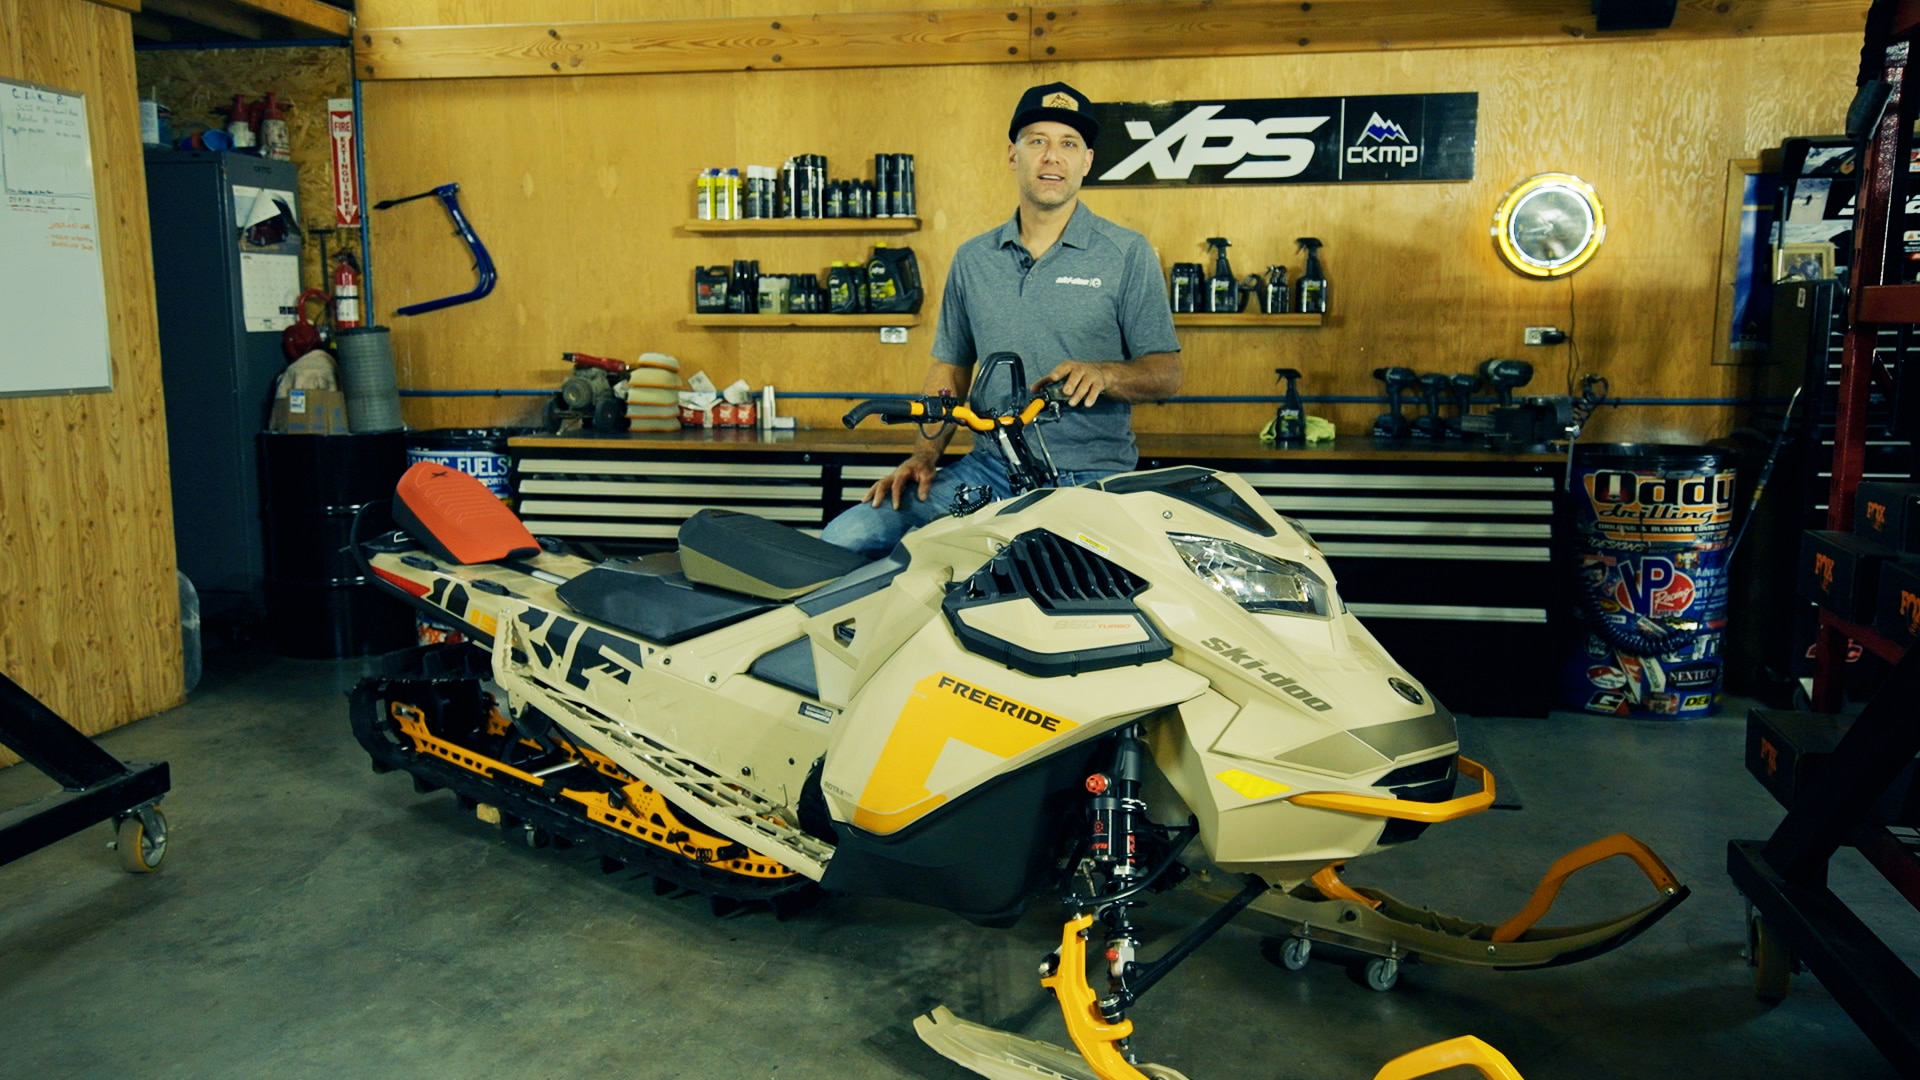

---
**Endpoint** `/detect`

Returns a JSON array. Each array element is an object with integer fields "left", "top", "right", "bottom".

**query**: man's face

[{"left": 1008, "top": 121, "right": 1094, "bottom": 212}]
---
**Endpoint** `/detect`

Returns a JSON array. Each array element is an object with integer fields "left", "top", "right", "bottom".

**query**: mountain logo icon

[{"left": 1360, "top": 113, "right": 1411, "bottom": 143}]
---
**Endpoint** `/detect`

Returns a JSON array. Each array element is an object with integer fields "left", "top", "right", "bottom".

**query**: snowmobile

[{"left": 348, "top": 353, "right": 1684, "bottom": 1080}]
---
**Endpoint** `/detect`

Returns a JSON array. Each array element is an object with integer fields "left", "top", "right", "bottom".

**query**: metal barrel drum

[
  {"left": 258, "top": 431, "right": 412, "bottom": 658},
  {"left": 1562, "top": 443, "right": 1736, "bottom": 719}
]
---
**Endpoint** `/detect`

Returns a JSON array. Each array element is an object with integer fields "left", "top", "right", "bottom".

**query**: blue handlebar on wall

[{"left": 373, "top": 182, "right": 497, "bottom": 317}]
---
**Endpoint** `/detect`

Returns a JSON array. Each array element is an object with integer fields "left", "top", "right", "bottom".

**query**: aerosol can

[
  {"left": 1205, "top": 237, "right": 1239, "bottom": 313},
  {"left": 1295, "top": 238, "right": 1328, "bottom": 314},
  {"left": 1262, "top": 265, "right": 1291, "bottom": 314},
  {"left": 1273, "top": 367, "right": 1306, "bottom": 443}
]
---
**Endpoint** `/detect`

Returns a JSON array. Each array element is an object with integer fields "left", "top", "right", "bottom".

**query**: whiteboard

[{"left": 0, "top": 78, "right": 112, "bottom": 397}]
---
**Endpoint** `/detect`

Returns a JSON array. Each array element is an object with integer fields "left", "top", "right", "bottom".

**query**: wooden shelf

[
  {"left": 683, "top": 313, "right": 919, "bottom": 328},
  {"left": 1172, "top": 313, "right": 1324, "bottom": 327},
  {"left": 681, "top": 218, "right": 920, "bottom": 235}
]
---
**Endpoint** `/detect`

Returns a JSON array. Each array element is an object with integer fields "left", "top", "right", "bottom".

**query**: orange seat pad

[{"left": 394, "top": 461, "right": 539, "bottom": 565}]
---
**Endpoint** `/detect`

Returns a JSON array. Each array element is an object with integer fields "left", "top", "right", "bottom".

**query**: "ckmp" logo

[
  {"left": 1199, "top": 637, "right": 1331, "bottom": 711},
  {"left": 1100, "top": 105, "right": 1330, "bottom": 182},
  {"left": 1348, "top": 112, "right": 1418, "bottom": 166}
]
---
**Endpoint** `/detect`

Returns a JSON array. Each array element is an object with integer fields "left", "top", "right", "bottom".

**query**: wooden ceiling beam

[
  {"left": 1036, "top": 0, "right": 1870, "bottom": 62},
  {"left": 231, "top": 0, "right": 350, "bottom": 38},
  {"left": 141, "top": 0, "right": 268, "bottom": 39},
  {"left": 353, "top": 1, "right": 1868, "bottom": 82},
  {"left": 355, "top": 7, "right": 1031, "bottom": 81}
]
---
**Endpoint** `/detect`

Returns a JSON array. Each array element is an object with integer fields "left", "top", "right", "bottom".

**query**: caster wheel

[
  {"left": 115, "top": 807, "right": 167, "bottom": 874},
  {"left": 1751, "top": 914, "right": 1793, "bottom": 1003},
  {"left": 1356, "top": 956, "right": 1399, "bottom": 992},
  {"left": 1278, "top": 936, "right": 1312, "bottom": 972}
]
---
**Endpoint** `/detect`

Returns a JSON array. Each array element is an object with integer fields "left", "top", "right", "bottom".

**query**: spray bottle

[
  {"left": 1262, "top": 265, "right": 1291, "bottom": 314},
  {"left": 1273, "top": 368, "right": 1306, "bottom": 444},
  {"left": 1204, "top": 237, "right": 1239, "bottom": 314},
  {"left": 1295, "top": 238, "right": 1328, "bottom": 314}
]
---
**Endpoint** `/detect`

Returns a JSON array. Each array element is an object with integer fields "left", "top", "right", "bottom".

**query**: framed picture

[{"left": 1776, "top": 241, "right": 1836, "bottom": 283}]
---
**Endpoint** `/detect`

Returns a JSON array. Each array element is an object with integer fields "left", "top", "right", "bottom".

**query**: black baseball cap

[{"left": 1009, "top": 82, "right": 1100, "bottom": 145}]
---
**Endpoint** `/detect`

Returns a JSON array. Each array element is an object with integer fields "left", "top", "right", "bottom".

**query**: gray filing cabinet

[{"left": 144, "top": 150, "right": 300, "bottom": 625}]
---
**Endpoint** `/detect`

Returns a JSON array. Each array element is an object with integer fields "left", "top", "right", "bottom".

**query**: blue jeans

[{"left": 821, "top": 452, "right": 1111, "bottom": 557}]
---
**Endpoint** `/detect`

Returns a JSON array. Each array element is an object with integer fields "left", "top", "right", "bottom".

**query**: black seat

[
  {"left": 555, "top": 562, "right": 777, "bottom": 645},
  {"left": 678, "top": 510, "right": 871, "bottom": 600}
]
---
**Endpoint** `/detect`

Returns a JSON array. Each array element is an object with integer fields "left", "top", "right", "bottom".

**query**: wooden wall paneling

[
  {"left": 357, "top": 31, "right": 1859, "bottom": 444},
  {"left": 0, "top": 0, "right": 182, "bottom": 767},
  {"left": 135, "top": 45, "right": 358, "bottom": 288},
  {"left": 354, "top": 8, "right": 1031, "bottom": 82}
]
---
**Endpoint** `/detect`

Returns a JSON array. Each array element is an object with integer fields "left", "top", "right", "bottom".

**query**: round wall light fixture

[{"left": 1491, "top": 173, "right": 1606, "bottom": 277}]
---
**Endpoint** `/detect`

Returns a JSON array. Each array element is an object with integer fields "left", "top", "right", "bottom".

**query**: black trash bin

[{"left": 258, "top": 431, "right": 413, "bottom": 658}]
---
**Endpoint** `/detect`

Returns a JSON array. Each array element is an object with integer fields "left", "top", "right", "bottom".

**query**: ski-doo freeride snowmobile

[{"left": 350, "top": 353, "right": 1686, "bottom": 1080}]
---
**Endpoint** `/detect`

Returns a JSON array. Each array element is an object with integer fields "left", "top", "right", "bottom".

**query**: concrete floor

[{"left": 1, "top": 653, "right": 1913, "bottom": 1080}]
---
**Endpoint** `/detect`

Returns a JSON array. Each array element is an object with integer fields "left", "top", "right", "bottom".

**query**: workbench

[{"left": 507, "top": 430, "right": 1569, "bottom": 716}]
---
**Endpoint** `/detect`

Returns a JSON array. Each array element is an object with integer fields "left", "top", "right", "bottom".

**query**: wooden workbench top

[{"left": 509, "top": 428, "right": 1563, "bottom": 464}]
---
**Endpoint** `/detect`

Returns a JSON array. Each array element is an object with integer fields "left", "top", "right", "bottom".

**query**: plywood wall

[
  {"left": 358, "top": 1, "right": 1860, "bottom": 445},
  {"left": 0, "top": 0, "right": 183, "bottom": 767},
  {"left": 136, "top": 44, "right": 359, "bottom": 289}
]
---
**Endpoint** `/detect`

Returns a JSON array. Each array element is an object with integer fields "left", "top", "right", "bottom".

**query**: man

[{"left": 821, "top": 82, "right": 1182, "bottom": 557}]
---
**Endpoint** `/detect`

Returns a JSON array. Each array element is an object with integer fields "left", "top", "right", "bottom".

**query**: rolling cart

[{"left": 0, "top": 671, "right": 171, "bottom": 874}]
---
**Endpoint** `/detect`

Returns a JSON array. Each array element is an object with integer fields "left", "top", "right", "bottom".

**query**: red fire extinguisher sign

[{"left": 328, "top": 97, "right": 361, "bottom": 227}]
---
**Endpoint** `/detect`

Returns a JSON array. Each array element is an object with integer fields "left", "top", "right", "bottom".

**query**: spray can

[
  {"left": 696, "top": 169, "right": 717, "bottom": 220},
  {"left": 1169, "top": 263, "right": 1197, "bottom": 313},
  {"left": 1262, "top": 266, "right": 1291, "bottom": 314},
  {"left": 257, "top": 93, "right": 291, "bottom": 161},
  {"left": 779, "top": 158, "right": 798, "bottom": 218},
  {"left": 723, "top": 168, "right": 742, "bottom": 220},
  {"left": 900, "top": 154, "right": 916, "bottom": 218},
  {"left": 874, "top": 153, "right": 894, "bottom": 217},
  {"left": 1295, "top": 238, "right": 1328, "bottom": 314}
]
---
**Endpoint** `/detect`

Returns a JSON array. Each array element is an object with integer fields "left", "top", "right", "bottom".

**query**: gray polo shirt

[{"left": 932, "top": 201, "right": 1180, "bottom": 475}]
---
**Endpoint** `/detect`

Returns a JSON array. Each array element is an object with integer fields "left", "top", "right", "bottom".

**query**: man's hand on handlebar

[
  {"left": 865, "top": 457, "right": 938, "bottom": 510},
  {"left": 1034, "top": 361, "right": 1110, "bottom": 407}
]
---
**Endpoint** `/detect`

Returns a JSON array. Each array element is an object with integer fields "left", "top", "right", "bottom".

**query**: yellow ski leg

[{"left": 1040, "top": 914, "right": 1151, "bottom": 1080}]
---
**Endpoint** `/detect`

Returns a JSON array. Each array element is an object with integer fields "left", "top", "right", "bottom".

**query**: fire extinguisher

[{"left": 332, "top": 251, "right": 362, "bottom": 329}]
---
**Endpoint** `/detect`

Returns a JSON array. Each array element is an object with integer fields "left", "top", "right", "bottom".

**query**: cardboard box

[
  {"left": 1745, "top": 708, "right": 1920, "bottom": 824},
  {"left": 1873, "top": 557, "right": 1920, "bottom": 649},
  {"left": 1798, "top": 529, "right": 1898, "bottom": 623},
  {"left": 269, "top": 389, "right": 350, "bottom": 434},
  {"left": 1854, "top": 480, "right": 1920, "bottom": 552}
]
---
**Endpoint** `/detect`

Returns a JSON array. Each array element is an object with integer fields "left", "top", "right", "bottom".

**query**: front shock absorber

[{"left": 1086, "top": 724, "right": 1150, "bottom": 1005}]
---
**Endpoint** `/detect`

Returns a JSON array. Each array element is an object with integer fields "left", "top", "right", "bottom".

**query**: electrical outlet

[
  {"left": 1524, "top": 326, "right": 1567, "bottom": 346},
  {"left": 879, "top": 326, "right": 909, "bottom": 345}
]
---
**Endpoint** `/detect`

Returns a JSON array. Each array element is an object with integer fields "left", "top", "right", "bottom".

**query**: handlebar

[{"left": 842, "top": 384, "right": 1069, "bottom": 431}]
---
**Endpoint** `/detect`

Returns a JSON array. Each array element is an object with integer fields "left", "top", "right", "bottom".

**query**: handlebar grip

[{"left": 842, "top": 399, "right": 918, "bottom": 428}]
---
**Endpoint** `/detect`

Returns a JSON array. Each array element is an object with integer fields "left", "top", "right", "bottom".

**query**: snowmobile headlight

[{"left": 1167, "top": 533, "right": 1332, "bottom": 618}]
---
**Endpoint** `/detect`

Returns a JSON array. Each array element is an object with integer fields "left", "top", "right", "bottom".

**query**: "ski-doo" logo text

[
  {"left": 1100, "top": 105, "right": 1330, "bottom": 182},
  {"left": 1199, "top": 637, "right": 1331, "bottom": 711}
]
